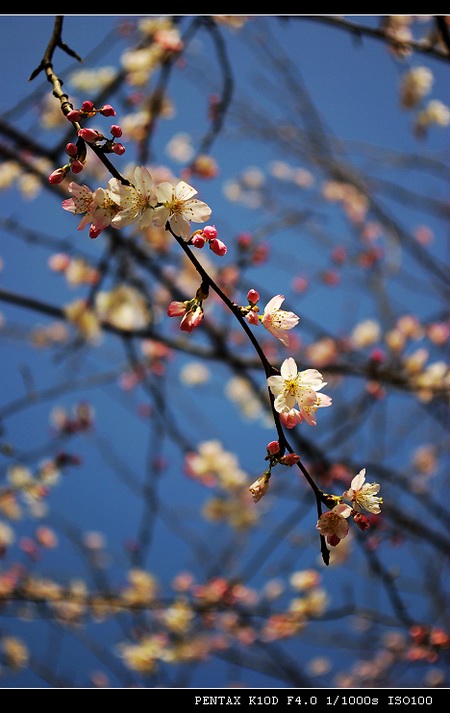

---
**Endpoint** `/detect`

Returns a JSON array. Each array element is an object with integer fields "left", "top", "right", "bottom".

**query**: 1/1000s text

[{"left": 193, "top": 696, "right": 435, "bottom": 707}]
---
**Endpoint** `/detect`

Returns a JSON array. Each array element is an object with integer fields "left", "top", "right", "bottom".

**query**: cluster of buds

[
  {"left": 48, "top": 101, "right": 124, "bottom": 184},
  {"left": 190, "top": 225, "right": 227, "bottom": 257},
  {"left": 167, "top": 284, "right": 209, "bottom": 333},
  {"left": 249, "top": 440, "right": 301, "bottom": 502}
]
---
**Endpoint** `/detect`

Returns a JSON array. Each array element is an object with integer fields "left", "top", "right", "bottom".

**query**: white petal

[
  {"left": 351, "top": 469, "right": 366, "bottom": 491},
  {"left": 175, "top": 180, "right": 197, "bottom": 201},
  {"left": 182, "top": 199, "right": 212, "bottom": 223},
  {"left": 135, "top": 166, "right": 154, "bottom": 198},
  {"left": 280, "top": 357, "right": 298, "bottom": 380},
  {"left": 170, "top": 214, "right": 191, "bottom": 240},
  {"left": 264, "top": 294, "right": 285, "bottom": 314},
  {"left": 156, "top": 181, "right": 175, "bottom": 203},
  {"left": 267, "top": 375, "right": 284, "bottom": 395}
]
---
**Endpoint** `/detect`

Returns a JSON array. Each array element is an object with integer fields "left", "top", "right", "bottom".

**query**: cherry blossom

[
  {"left": 62, "top": 182, "right": 119, "bottom": 237},
  {"left": 108, "top": 166, "right": 157, "bottom": 229},
  {"left": 316, "top": 503, "right": 352, "bottom": 546},
  {"left": 267, "top": 357, "right": 332, "bottom": 426},
  {"left": 342, "top": 468, "right": 383, "bottom": 514},
  {"left": 261, "top": 294, "right": 300, "bottom": 346},
  {"left": 153, "top": 180, "right": 212, "bottom": 241}
]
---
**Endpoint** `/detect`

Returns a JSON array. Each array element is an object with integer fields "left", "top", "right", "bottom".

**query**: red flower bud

[
  {"left": 81, "top": 100, "right": 95, "bottom": 112},
  {"left": 100, "top": 104, "right": 116, "bottom": 117},
  {"left": 110, "top": 124, "right": 123, "bottom": 138}
]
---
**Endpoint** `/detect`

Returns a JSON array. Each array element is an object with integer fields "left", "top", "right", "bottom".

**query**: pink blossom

[
  {"left": 279, "top": 409, "right": 303, "bottom": 429},
  {"left": 316, "top": 503, "right": 352, "bottom": 546},
  {"left": 167, "top": 301, "right": 188, "bottom": 318},
  {"left": 180, "top": 305, "right": 204, "bottom": 332},
  {"left": 267, "top": 357, "right": 332, "bottom": 426},
  {"left": 245, "top": 310, "right": 259, "bottom": 326},
  {"left": 261, "top": 295, "right": 300, "bottom": 346},
  {"left": 154, "top": 180, "right": 212, "bottom": 241},
  {"left": 342, "top": 468, "right": 382, "bottom": 514}
]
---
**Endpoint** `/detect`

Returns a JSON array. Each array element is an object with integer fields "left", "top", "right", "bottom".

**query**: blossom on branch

[
  {"left": 261, "top": 294, "right": 300, "bottom": 346},
  {"left": 153, "top": 180, "right": 212, "bottom": 240},
  {"left": 342, "top": 468, "right": 383, "bottom": 514},
  {"left": 316, "top": 503, "right": 352, "bottom": 547},
  {"left": 267, "top": 357, "right": 332, "bottom": 426},
  {"left": 108, "top": 166, "right": 157, "bottom": 229},
  {"left": 167, "top": 299, "right": 204, "bottom": 333},
  {"left": 62, "top": 182, "right": 120, "bottom": 238}
]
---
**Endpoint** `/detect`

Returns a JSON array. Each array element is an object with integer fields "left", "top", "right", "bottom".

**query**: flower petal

[{"left": 280, "top": 357, "right": 298, "bottom": 380}]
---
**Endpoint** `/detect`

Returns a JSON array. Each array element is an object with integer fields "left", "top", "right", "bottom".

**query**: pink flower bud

[
  {"left": 267, "top": 440, "right": 280, "bottom": 455},
  {"left": 78, "top": 128, "right": 103, "bottom": 143},
  {"left": 112, "top": 142, "right": 126, "bottom": 155},
  {"left": 192, "top": 234, "right": 206, "bottom": 249},
  {"left": 202, "top": 225, "right": 217, "bottom": 240},
  {"left": 353, "top": 512, "right": 371, "bottom": 531},
  {"left": 65, "top": 142, "right": 78, "bottom": 157},
  {"left": 70, "top": 160, "right": 84, "bottom": 174},
  {"left": 180, "top": 306, "right": 203, "bottom": 332},
  {"left": 48, "top": 167, "right": 68, "bottom": 184},
  {"left": 110, "top": 124, "right": 123, "bottom": 138},
  {"left": 66, "top": 110, "right": 83, "bottom": 122},
  {"left": 209, "top": 238, "right": 227, "bottom": 257},
  {"left": 245, "top": 311, "right": 260, "bottom": 326},
  {"left": 247, "top": 289, "right": 260, "bottom": 305},
  {"left": 280, "top": 410, "right": 303, "bottom": 429},
  {"left": 280, "top": 453, "right": 300, "bottom": 466},
  {"left": 167, "top": 301, "right": 188, "bottom": 317},
  {"left": 81, "top": 100, "right": 95, "bottom": 113},
  {"left": 89, "top": 225, "right": 102, "bottom": 240},
  {"left": 100, "top": 104, "right": 116, "bottom": 117}
]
